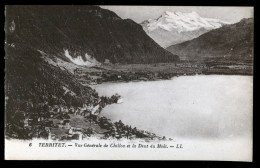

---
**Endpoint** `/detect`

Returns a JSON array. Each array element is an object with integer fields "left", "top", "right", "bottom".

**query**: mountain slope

[
  {"left": 4, "top": 42, "right": 103, "bottom": 139},
  {"left": 5, "top": 5, "right": 179, "bottom": 65},
  {"left": 166, "top": 18, "right": 253, "bottom": 61},
  {"left": 141, "top": 11, "right": 230, "bottom": 48}
]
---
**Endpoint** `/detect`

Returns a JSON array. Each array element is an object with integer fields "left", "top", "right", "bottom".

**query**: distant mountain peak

[
  {"left": 144, "top": 10, "right": 230, "bottom": 33},
  {"left": 141, "top": 10, "right": 230, "bottom": 48},
  {"left": 164, "top": 10, "right": 199, "bottom": 18}
]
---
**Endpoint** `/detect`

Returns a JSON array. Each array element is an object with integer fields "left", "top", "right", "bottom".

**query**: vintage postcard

[{"left": 4, "top": 5, "right": 253, "bottom": 161}]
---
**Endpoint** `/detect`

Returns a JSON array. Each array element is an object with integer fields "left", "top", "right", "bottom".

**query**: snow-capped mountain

[{"left": 141, "top": 11, "right": 230, "bottom": 48}]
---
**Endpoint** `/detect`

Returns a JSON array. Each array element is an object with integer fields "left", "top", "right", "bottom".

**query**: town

[{"left": 6, "top": 92, "right": 162, "bottom": 141}]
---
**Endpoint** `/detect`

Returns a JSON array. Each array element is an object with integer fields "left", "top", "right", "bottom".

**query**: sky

[{"left": 100, "top": 6, "right": 253, "bottom": 24}]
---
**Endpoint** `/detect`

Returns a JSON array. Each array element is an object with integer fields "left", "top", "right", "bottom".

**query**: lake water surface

[{"left": 92, "top": 75, "right": 253, "bottom": 140}]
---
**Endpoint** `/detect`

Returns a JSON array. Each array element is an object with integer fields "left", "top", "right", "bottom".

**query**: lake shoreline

[
  {"left": 90, "top": 73, "right": 253, "bottom": 86},
  {"left": 93, "top": 75, "right": 253, "bottom": 139},
  {"left": 75, "top": 61, "right": 253, "bottom": 86}
]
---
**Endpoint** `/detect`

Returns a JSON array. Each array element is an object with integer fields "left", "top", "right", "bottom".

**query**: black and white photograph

[{"left": 4, "top": 5, "right": 253, "bottom": 161}]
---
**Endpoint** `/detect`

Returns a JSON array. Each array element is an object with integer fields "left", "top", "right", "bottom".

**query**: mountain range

[
  {"left": 141, "top": 11, "right": 230, "bottom": 48},
  {"left": 166, "top": 18, "right": 253, "bottom": 61},
  {"left": 5, "top": 5, "right": 179, "bottom": 66}
]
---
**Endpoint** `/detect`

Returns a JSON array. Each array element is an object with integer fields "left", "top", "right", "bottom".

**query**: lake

[{"left": 92, "top": 75, "right": 253, "bottom": 140}]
